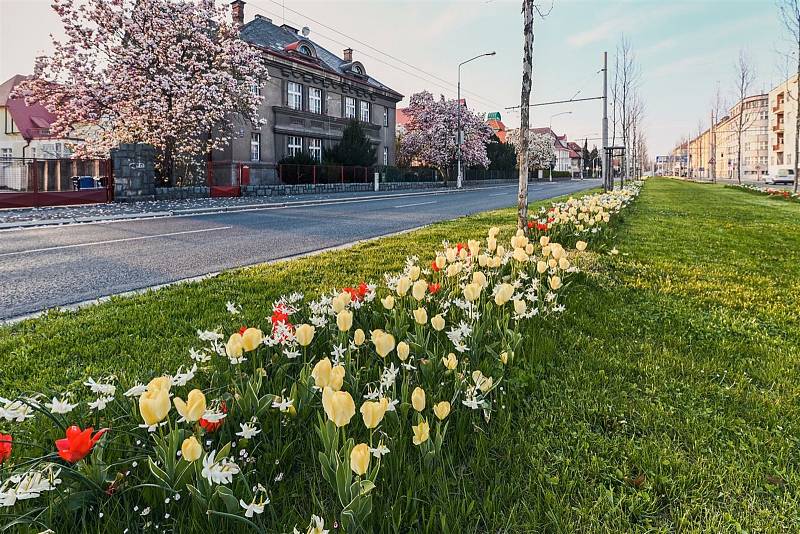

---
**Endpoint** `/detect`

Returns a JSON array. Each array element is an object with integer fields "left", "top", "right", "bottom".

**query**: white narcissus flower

[
  {"left": 83, "top": 377, "right": 116, "bottom": 396},
  {"left": 239, "top": 497, "right": 268, "bottom": 517},
  {"left": 201, "top": 453, "right": 241, "bottom": 485},
  {"left": 225, "top": 301, "right": 241, "bottom": 315},
  {"left": 171, "top": 364, "right": 197, "bottom": 387},
  {"left": 44, "top": 397, "right": 78, "bottom": 415},
  {"left": 235, "top": 422, "right": 261, "bottom": 440},
  {"left": 88, "top": 396, "right": 114, "bottom": 412},
  {"left": 124, "top": 383, "right": 148, "bottom": 398}
]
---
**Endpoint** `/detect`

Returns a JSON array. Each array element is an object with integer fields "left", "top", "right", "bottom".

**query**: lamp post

[
  {"left": 548, "top": 111, "right": 572, "bottom": 181},
  {"left": 457, "top": 51, "right": 495, "bottom": 189}
]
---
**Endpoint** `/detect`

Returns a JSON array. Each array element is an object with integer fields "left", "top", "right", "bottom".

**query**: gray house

[{"left": 213, "top": 1, "right": 403, "bottom": 185}]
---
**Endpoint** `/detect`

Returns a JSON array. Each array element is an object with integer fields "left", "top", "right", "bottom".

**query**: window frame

[
  {"left": 250, "top": 132, "right": 261, "bottom": 161},
  {"left": 287, "top": 81, "right": 303, "bottom": 110},
  {"left": 345, "top": 97, "right": 356, "bottom": 119},
  {"left": 287, "top": 135, "right": 303, "bottom": 157},
  {"left": 308, "top": 87, "right": 322, "bottom": 114},
  {"left": 360, "top": 101, "right": 370, "bottom": 123},
  {"left": 308, "top": 138, "right": 322, "bottom": 162}
]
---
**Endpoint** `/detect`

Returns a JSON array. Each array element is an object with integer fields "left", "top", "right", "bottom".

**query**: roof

[
  {"left": 239, "top": 16, "right": 402, "bottom": 100},
  {"left": 1, "top": 75, "right": 58, "bottom": 141},
  {"left": 487, "top": 118, "right": 506, "bottom": 143},
  {"left": 396, "top": 107, "right": 411, "bottom": 128}
]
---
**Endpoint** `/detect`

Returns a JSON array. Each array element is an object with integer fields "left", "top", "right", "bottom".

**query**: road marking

[
  {"left": 0, "top": 226, "right": 232, "bottom": 258},
  {"left": 489, "top": 192, "right": 511, "bottom": 196},
  {"left": 394, "top": 200, "right": 437, "bottom": 208}
]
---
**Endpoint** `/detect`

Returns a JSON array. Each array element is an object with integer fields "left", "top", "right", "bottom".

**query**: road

[{"left": 0, "top": 180, "right": 599, "bottom": 320}]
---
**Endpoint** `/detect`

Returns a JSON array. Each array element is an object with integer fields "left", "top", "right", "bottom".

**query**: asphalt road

[{"left": 0, "top": 180, "right": 600, "bottom": 320}]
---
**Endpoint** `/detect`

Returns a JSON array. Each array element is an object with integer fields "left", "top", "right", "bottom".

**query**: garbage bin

[{"left": 79, "top": 176, "right": 96, "bottom": 189}]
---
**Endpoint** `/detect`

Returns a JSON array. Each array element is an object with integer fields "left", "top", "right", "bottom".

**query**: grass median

[{"left": 1, "top": 179, "right": 799, "bottom": 531}]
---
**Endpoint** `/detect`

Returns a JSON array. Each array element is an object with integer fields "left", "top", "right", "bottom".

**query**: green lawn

[{"left": 2, "top": 179, "right": 799, "bottom": 531}]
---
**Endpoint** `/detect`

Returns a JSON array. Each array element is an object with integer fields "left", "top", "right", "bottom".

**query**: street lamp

[
  {"left": 457, "top": 51, "right": 495, "bottom": 189},
  {"left": 547, "top": 111, "right": 572, "bottom": 181}
]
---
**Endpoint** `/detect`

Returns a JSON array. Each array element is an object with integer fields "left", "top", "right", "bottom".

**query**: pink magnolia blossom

[
  {"left": 14, "top": 0, "right": 270, "bottom": 182},
  {"left": 398, "top": 91, "right": 493, "bottom": 181}
]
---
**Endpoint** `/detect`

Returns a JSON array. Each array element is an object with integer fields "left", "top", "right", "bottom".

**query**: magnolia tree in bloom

[
  {"left": 507, "top": 130, "right": 555, "bottom": 170},
  {"left": 398, "top": 91, "right": 494, "bottom": 182},
  {"left": 15, "top": 0, "right": 270, "bottom": 183}
]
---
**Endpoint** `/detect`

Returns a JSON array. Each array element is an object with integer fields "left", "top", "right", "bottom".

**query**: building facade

[
  {"left": 214, "top": 1, "right": 403, "bottom": 185},
  {"left": 769, "top": 74, "right": 798, "bottom": 174}
]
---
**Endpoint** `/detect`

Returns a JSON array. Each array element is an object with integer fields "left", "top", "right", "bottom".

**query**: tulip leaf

[
  {"left": 148, "top": 458, "right": 172, "bottom": 489},
  {"left": 215, "top": 485, "right": 239, "bottom": 513},
  {"left": 214, "top": 442, "right": 232, "bottom": 463},
  {"left": 186, "top": 483, "right": 207, "bottom": 509}
]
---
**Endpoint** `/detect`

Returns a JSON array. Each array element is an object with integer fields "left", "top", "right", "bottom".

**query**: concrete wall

[{"left": 111, "top": 143, "right": 156, "bottom": 202}]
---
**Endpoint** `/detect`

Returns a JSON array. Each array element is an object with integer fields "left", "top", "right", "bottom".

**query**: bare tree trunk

[
  {"left": 733, "top": 51, "right": 754, "bottom": 185},
  {"left": 517, "top": 0, "right": 534, "bottom": 231}
]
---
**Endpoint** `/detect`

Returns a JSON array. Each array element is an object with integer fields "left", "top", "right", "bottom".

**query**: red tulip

[
  {"left": 200, "top": 400, "right": 227, "bottom": 433},
  {"left": 428, "top": 283, "right": 441, "bottom": 295},
  {"left": 527, "top": 221, "right": 534, "bottom": 229},
  {"left": 431, "top": 260, "right": 440, "bottom": 273},
  {"left": 56, "top": 426, "right": 107, "bottom": 463},
  {"left": 238, "top": 326, "right": 248, "bottom": 335},
  {"left": 0, "top": 433, "right": 11, "bottom": 464}
]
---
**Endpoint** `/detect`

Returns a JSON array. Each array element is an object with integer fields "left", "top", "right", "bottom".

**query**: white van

[{"left": 768, "top": 168, "right": 795, "bottom": 185}]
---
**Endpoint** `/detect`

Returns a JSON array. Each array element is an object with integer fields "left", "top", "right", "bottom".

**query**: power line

[
  {"left": 505, "top": 95, "right": 604, "bottom": 110},
  {"left": 248, "top": 1, "right": 505, "bottom": 111}
]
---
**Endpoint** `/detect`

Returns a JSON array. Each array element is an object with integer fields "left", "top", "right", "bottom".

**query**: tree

[
  {"left": 731, "top": 51, "right": 755, "bottom": 184},
  {"left": 517, "top": 0, "right": 535, "bottom": 231},
  {"left": 581, "top": 139, "right": 591, "bottom": 177},
  {"left": 709, "top": 84, "right": 726, "bottom": 183},
  {"left": 486, "top": 134, "right": 517, "bottom": 171},
  {"left": 508, "top": 130, "right": 554, "bottom": 170},
  {"left": 14, "top": 0, "right": 269, "bottom": 184},
  {"left": 588, "top": 146, "right": 600, "bottom": 177},
  {"left": 325, "top": 119, "right": 376, "bottom": 166},
  {"left": 778, "top": 0, "right": 800, "bottom": 193},
  {"left": 398, "top": 91, "right": 493, "bottom": 182}
]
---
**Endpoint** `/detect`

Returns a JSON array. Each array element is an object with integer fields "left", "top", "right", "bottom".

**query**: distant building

[
  {"left": 0, "top": 75, "right": 82, "bottom": 160},
  {"left": 506, "top": 126, "right": 576, "bottom": 173},
  {"left": 769, "top": 75, "right": 797, "bottom": 175},
  {"left": 486, "top": 111, "right": 507, "bottom": 143},
  {"left": 214, "top": 1, "right": 403, "bottom": 184}
]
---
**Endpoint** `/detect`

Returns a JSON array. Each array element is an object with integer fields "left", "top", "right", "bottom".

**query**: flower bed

[
  {"left": 0, "top": 190, "right": 641, "bottom": 532},
  {"left": 726, "top": 183, "right": 800, "bottom": 202}
]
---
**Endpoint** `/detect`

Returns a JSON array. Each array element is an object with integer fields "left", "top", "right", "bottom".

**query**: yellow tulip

[
  {"left": 488, "top": 226, "right": 500, "bottom": 238},
  {"left": 446, "top": 263, "right": 462, "bottom": 277},
  {"left": 548, "top": 258, "right": 558, "bottom": 269},
  {"left": 381, "top": 295, "right": 395, "bottom": 310},
  {"left": 360, "top": 398, "right": 388, "bottom": 429},
  {"left": 331, "top": 294, "right": 348, "bottom": 313},
  {"left": 147, "top": 376, "right": 172, "bottom": 393},
  {"left": 139, "top": 383, "right": 171, "bottom": 426},
  {"left": 413, "top": 307, "right": 428, "bottom": 325},
  {"left": 321, "top": 387, "right": 356, "bottom": 427},
  {"left": 512, "top": 248, "right": 528, "bottom": 263},
  {"left": 468, "top": 239, "right": 481, "bottom": 256},
  {"left": 173, "top": 389, "right": 206, "bottom": 423},
  {"left": 409, "top": 265, "right": 421, "bottom": 281},
  {"left": 353, "top": 328, "right": 366, "bottom": 346},
  {"left": 558, "top": 257, "right": 570, "bottom": 270},
  {"left": 541, "top": 245, "right": 551, "bottom": 257},
  {"left": 371, "top": 329, "right": 396, "bottom": 358},
  {"left": 536, "top": 260, "right": 548, "bottom": 274},
  {"left": 513, "top": 298, "right": 527, "bottom": 316},
  {"left": 494, "top": 283, "right": 514, "bottom": 306},
  {"left": 445, "top": 248, "right": 457, "bottom": 263},
  {"left": 472, "top": 271, "right": 487, "bottom": 288},
  {"left": 435, "top": 255, "right": 447, "bottom": 269},
  {"left": 477, "top": 254, "right": 489, "bottom": 267},
  {"left": 396, "top": 276, "right": 411, "bottom": 297},
  {"left": 487, "top": 237, "right": 497, "bottom": 252},
  {"left": 551, "top": 245, "right": 564, "bottom": 260},
  {"left": 576, "top": 240, "right": 588, "bottom": 251},
  {"left": 181, "top": 436, "right": 203, "bottom": 462},
  {"left": 540, "top": 236, "right": 550, "bottom": 247},
  {"left": 442, "top": 352, "right": 458, "bottom": 370},
  {"left": 412, "top": 279, "right": 427, "bottom": 301},
  {"left": 397, "top": 341, "right": 410, "bottom": 361},
  {"left": 350, "top": 443, "right": 370, "bottom": 475},
  {"left": 312, "top": 357, "right": 345, "bottom": 391},
  {"left": 459, "top": 248, "right": 468, "bottom": 260},
  {"left": 411, "top": 387, "right": 426, "bottom": 412},
  {"left": 472, "top": 370, "right": 494, "bottom": 393},
  {"left": 431, "top": 314, "right": 445, "bottom": 331},
  {"left": 225, "top": 333, "right": 244, "bottom": 359},
  {"left": 336, "top": 309, "right": 353, "bottom": 332},
  {"left": 463, "top": 282, "right": 482, "bottom": 302},
  {"left": 412, "top": 419, "right": 430, "bottom": 445},
  {"left": 549, "top": 276, "right": 562, "bottom": 290},
  {"left": 525, "top": 243, "right": 535, "bottom": 255},
  {"left": 295, "top": 324, "right": 315, "bottom": 346},
  {"left": 500, "top": 351, "right": 509, "bottom": 365},
  {"left": 241, "top": 328, "right": 263, "bottom": 352},
  {"left": 433, "top": 401, "right": 451, "bottom": 420},
  {"left": 496, "top": 245, "right": 505, "bottom": 258}
]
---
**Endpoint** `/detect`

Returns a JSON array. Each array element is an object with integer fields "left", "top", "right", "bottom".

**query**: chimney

[
  {"left": 343, "top": 48, "right": 353, "bottom": 62},
  {"left": 231, "top": 0, "right": 245, "bottom": 26}
]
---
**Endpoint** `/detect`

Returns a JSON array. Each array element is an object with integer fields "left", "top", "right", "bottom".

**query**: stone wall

[
  {"left": 111, "top": 143, "right": 156, "bottom": 202},
  {"left": 154, "top": 186, "right": 210, "bottom": 200}
]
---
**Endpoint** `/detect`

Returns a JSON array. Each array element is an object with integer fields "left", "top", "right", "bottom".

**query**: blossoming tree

[
  {"left": 398, "top": 91, "right": 494, "bottom": 182},
  {"left": 508, "top": 130, "right": 555, "bottom": 170},
  {"left": 14, "top": 0, "right": 269, "bottom": 183}
]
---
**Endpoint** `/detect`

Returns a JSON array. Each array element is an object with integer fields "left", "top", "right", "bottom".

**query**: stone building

[{"left": 212, "top": 1, "right": 403, "bottom": 185}]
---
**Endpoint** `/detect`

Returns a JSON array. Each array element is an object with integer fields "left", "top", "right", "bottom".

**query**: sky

[{"left": 0, "top": 0, "right": 791, "bottom": 157}]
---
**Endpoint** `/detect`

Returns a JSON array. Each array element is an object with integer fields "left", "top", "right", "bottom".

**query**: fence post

[
  {"left": 374, "top": 172, "right": 380, "bottom": 192},
  {"left": 340, "top": 166, "right": 344, "bottom": 184},
  {"left": 313, "top": 164, "right": 316, "bottom": 185}
]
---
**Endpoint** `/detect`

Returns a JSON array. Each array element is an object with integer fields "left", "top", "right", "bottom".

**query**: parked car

[{"left": 767, "top": 168, "right": 796, "bottom": 185}]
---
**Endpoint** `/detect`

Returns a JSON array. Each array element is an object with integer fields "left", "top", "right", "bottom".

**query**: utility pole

[{"left": 602, "top": 51, "right": 609, "bottom": 190}]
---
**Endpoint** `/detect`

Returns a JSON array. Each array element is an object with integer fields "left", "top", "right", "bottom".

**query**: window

[
  {"left": 308, "top": 138, "right": 322, "bottom": 162},
  {"left": 287, "top": 81, "right": 302, "bottom": 110},
  {"left": 383, "top": 107, "right": 388, "bottom": 127},
  {"left": 345, "top": 97, "right": 356, "bottom": 119},
  {"left": 383, "top": 146, "right": 388, "bottom": 166},
  {"left": 353, "top": 65, "right": 363, "bottom": 75},
  {"left": 0, "top": 148, "right": 11, "bottom": 159},
  {"left": 250, "top": 82, "right": 260, "bottom": 96},
  {"left": 360, "top": 101, "right": 370, "bottom": 123},
  {"left": 250, "top": 133, "right": 261, "bottom": 161},
  {"left": 299, "top": 44, "right": 313, "bottom": 56},
  {"left": 309, "top": 87, "right": 322, "bottom": 114},
  {"left": 287, "top": 135, "right": 302, "bottom": 157}
]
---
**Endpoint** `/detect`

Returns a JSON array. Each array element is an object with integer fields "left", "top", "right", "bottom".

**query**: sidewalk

[{"left": 0, "top": 181, "right": 520, "bottom": 230}]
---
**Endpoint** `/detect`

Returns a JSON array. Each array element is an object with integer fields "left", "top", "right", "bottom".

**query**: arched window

[
  {"left": 299, "top": 44, "right": 313, "bottom": 56},
  {"left": 352, "top": 64, "right": 363, "bottom": 75}
]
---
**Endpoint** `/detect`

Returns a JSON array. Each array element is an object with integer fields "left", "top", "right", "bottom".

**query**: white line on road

[
  {"left": 393, "top": 200, "right": 437, "bottom": 208},
  {"left": 489, "top": 192, "right": 511, "bottom": 196},
  {"left": 0, "top": 226, "right": 232, "bottom": 258}
]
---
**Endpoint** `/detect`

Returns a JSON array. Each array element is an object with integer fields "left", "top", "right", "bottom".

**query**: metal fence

[
  {"left": 278, "top": 164, "right": 374, "bottom": 185},
  {"left": 0, "top": 157, "right": 112, "bottom": 208}
]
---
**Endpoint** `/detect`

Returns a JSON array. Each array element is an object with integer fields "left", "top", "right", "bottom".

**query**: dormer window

[
  {"left": 347, "top": 61, "right": 366, "bottom": 77},
  {"left": 353, "top": 65, "right": 363, "bottom": 75},
  {"left": 299, "top": 44, "right": 313, "bottom": 56}
]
